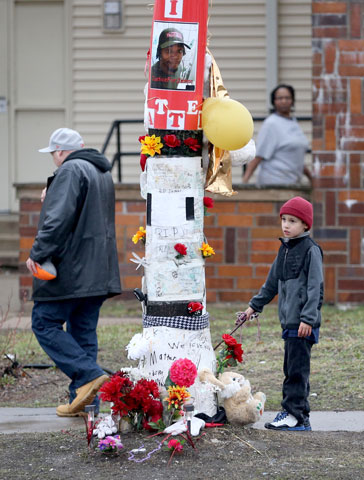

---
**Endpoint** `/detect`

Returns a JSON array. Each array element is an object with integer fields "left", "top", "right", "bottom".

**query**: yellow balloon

[{"left": 202, "top": 97, "right": 254, "bottom": 151}]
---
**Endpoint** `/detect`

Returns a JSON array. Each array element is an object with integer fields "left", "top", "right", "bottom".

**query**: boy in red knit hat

[{"left": 242, "top": 196, "right": 323, "bottom": 431}]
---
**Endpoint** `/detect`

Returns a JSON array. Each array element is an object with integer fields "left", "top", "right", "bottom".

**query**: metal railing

[
  {"left": 101, "top": 119, "right": 143, "bottom": 183},
  {"left": 102, "top": 116, "right": 312, "bottom": 182}
]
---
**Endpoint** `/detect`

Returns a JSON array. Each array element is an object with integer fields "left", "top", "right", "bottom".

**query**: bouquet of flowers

[
  {"left": 216, "top": 334, "right": 244, "bottom": 375},
  {"left": 99, "top": 371, "right": 163, "bottom": 431},
  {"left": 97, "top": 435, "right": 123, "bottom": 455},
  {"left": 147, "top": 358, "right": 198, "bottom": 431}
]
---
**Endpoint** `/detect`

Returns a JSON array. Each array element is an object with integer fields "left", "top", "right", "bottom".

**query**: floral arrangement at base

[
  {"left": 216, "top": 333, "right": 244, "bottom": 375},
  {"left": 99, "top": 371, "right": 163, "bottom": 431},
  {"left": 96, "top": 435, "right": 123, "bottom": 455},
  {"left": 147, "top": 358, "right": 198, "bottom": 432}
]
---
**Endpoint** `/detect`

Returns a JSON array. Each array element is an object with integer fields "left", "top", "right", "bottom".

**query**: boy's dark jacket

[
  {"left": 249, "top": 234, "right": 323, "bottom": 329},
  {"left": 30, "top": 149, "right": 121, "bottom": 301}
]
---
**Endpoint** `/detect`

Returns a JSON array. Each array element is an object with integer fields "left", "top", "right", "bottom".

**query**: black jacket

[
  {"left": 249, "top": 234, "right": 323, "bottom": 329},
  {"left": 30, "top": 149, "right": 122, "bottom": 301}
]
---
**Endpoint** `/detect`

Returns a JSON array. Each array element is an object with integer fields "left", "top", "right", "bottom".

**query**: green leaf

[{"left": 147, "top": 419, "right": 166, "bottom": 432}]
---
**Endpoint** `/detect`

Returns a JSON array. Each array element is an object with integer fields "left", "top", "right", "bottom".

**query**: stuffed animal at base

[{"left": 199, "top": 367, "right": 266, "bottom": 425}]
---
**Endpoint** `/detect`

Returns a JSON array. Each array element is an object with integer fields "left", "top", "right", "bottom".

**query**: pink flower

[
  {"left": 168, "top": 439, "right": 183, "bottom": 452},
  {"left": 163, "top": 134, "right": 181, "bottom": 148},
  {"left": 169, "top": 358, "right": 197, "bottom": 388},
  {"left": 174, "top": 243, "right": 187, "bottom": 256},
  {"left": 184, "top": 137, "right": 201, "bottom": 152},
  {"left": 203, "top": 196, "right": 214, "bottom": 209}
]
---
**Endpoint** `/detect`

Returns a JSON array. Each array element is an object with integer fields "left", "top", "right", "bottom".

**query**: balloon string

[{"left": 127, "top": 439, "right": 164, "bottom": 463}]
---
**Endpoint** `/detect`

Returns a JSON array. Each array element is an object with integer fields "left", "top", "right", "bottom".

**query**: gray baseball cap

[{"left": 39, "top": 128, "right": 84, "bottom": 153}]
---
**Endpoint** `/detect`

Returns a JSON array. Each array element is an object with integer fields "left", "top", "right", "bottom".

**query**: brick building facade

[
  {"left": 312, "top": 0, "right": 364, "bottom": 303},
  {"left": 16, "top": 1, "right": 364, "bottom": 305}
]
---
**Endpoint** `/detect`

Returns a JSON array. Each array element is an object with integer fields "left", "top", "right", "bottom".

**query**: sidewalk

[
  {"left": 1, "top": 408, "right": 363, "bottom": 434},
  {"left": 2, "top": 314, "right": 141, "bottom": 330}
]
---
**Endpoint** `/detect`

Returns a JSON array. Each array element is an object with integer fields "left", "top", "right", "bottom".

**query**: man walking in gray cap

[{"left": 26, "top": 127, "right": 121, "bottom": 417}]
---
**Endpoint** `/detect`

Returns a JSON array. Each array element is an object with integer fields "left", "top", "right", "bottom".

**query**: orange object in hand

[{"left": 33, "top": 260, "right": 57, "bottom": 281}]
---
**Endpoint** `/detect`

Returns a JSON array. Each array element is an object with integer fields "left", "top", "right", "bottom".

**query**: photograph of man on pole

[{"left": 150, "top": 22, "right": 198, "bottom": 91}]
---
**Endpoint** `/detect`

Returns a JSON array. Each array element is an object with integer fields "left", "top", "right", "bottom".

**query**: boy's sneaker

[
  {"left": 303, "top": 416, "right": 312, "bottom": 431},
  {"left": 264, "top": 411, "right": 305, "bottom": 431}
]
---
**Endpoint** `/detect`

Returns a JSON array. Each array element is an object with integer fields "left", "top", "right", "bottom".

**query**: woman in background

[{"left": 243, "top": 84, "right": 312, "bottom": 185}]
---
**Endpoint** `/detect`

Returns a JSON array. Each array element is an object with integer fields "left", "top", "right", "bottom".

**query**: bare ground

[
  {"left": 0, "top": 425, "right": 363, "bottom": 480},
  {"left": 1, "top": 366, "right": 363, "bottom": 480}
]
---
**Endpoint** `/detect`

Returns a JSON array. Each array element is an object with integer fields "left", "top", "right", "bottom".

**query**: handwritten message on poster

[{"left": 139, "top": 325, "right": 217, "bottom": 416}]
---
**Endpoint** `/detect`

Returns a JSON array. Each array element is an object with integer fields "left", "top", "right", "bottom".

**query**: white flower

[{"left": 125, "top": 333, "right": 149, "bottom": 360}]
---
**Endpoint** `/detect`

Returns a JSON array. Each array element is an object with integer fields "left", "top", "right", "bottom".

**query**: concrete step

[
  {"left": 0, "top": 214, "right": 19, "bottom": 269},
  {"left": 0, "top": 234, "right": 19, "bottom": 251},
  {"left": 0, "top": 251, "right": 19, "bottom": 268},
  {"left": 0, "top": 214, "right": 19, "bottom": 235}
]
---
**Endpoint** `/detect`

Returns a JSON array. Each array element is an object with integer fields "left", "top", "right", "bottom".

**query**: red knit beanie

[{"left": 279, "top": 196, "right": 313, "bottom": 229}]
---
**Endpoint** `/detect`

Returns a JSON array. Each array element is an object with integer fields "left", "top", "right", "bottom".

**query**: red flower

[
  {"left": 138, "top": 135, "right": 146, "bottom": 143},
  {"left": 146, "top": 399, "right": 164, "bottom": 417},
  {"left": 163, "top": 134, "right": 181, "bottom": 148},
  {"left": 184, "top": 137, "right": 201, "bottom": 152},
  {"left": 188, "top": 302, "right": 203, "bottom": 313},
  {"left": 140, "top": 153, "right": 147, "bottom": 171},
  {"left": 232, "top": 343, "right": 244, "bottom": 363},
  {"left": 143, "top": 399, "right": 164, "bottom": 431},
  {"left": 203, "top": 196, "right": 214, "bottom": 208},
  {"left": 99, "top": 372, "right": 162, "bottom": 426},
  {"left": 174, "top": 243, "right": 187, "bottom": 256},
  {"left": 168, "top": 439, "right": 183, "bottom": 452},
  {"left": 99, "top": 374, "right": 133, "bottom": 403},
  {"left": 222, "top": 334, "right": 237, "bottom": 347},
  {"left": 169, "top": 358, "right": 197, "bottom": 388}
]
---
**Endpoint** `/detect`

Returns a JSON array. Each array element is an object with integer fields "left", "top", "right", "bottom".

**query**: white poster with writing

[
  {"left": 145, "top": 156, "right": 205, "bottom": 301},
  {"left": 138, "top": 326, "right": 217, "bottom": 416}
]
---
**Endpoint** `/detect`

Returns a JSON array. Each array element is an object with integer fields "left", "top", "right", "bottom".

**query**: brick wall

[
  {"left": 15, "top": 2, "right": 364, "bottom": 306},
  {"left": 312, "top": 1, "right": 364, "bottom": 303},
  {"left": 16, "top": 185, "right": 310, "bottom": 304}
]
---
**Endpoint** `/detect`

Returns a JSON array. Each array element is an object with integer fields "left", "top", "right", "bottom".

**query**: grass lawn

[{"left": 1, "top": 301, "right": 363, "bottom": 411}]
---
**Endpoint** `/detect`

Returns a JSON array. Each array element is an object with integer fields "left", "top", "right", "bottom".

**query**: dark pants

[
  {"left": 32, "top": 296, "right": 106, "bottom": 407},
  {"left": 281, "top": 337, "right": 312, "bottom": 424}
]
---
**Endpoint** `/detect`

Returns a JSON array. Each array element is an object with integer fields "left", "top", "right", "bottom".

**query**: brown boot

[
  {"left": 56, "top": 374, "right": 109, "bottom": 417},
  {"left": 56, "top": 404, "right": 87, "bottom": 417}
]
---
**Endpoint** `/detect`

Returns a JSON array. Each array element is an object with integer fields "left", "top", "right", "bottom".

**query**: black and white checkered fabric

[{"left": 143, "top": 313, "right": 209, "bottom": 330}]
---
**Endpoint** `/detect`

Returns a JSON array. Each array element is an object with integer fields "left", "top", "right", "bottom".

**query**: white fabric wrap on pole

[
  {"left": 138, "top": 326, "right": 217, "bottom": 416},
  {"left": 145, "top": 156, "right": 205, "bottom": 301}
]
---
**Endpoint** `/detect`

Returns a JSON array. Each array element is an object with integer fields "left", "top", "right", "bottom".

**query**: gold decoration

[{"left": 204, "top": 50, "right": 236, "bottom": 197}]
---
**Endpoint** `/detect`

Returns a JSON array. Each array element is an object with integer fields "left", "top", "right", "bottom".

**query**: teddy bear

[{"left": 199, "top": 367, "right": 266, "bottom": 426}]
